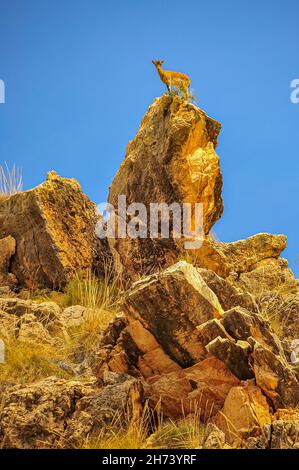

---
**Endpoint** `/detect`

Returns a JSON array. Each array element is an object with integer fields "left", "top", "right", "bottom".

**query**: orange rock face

[
  {"left": 146, "top": 356, "right": 240, "bottom": 421},
  {"left": 0, "top": 172, "right": 103, "bottom": 289},
  {"left": 212, "top": 384, "right": 272, "bottom": 447},
  {"left": 108, "top": 94, "right": 223, "bottom": 280}
]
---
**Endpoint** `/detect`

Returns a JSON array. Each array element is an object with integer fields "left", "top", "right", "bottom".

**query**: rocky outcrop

[
  {"left": 212, "top": 384, "right": 271, "bottom": 448},
  {"left": 252, "top": 344, "right": 299, "bottom": 409},
  {"left": 0, "top": 171, "right": 103, "bottom": 289},
  {"left": 145, "top": 356, "right": 239, "bottom": 421},
  {"left": 222, "top": 307, "right": 284, "bottom": 356},
  {"left": 122, "top": 261, "right": 223, "bottom": 368},
  {"left": 107, "top": 94, "right": 223, "bottom": 279},
  {"left": 190, "top": 233, "right": 289, "bottom": 284},
  {"left": 0, "top": 372, "right": 143, "bottom": 448}
]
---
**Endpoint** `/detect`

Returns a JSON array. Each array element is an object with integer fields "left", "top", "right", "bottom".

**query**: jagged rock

[
  {"left": 107, "top": 95, "right": 223, "bottom": 279},
  {"left": 0, "top": 377, "right": 95, "bottom": 448},
  {"left": 238, "top": 258, "right": 297, "bottom": 297},
  {"left": 252, "top": 344, "right": 299, "bottom": 409},
  {"left": 196, "top": 318, "right": 233, "bottom": 346},
  {"left": 222, "top": 307, "right": 284, "bottom": 356},
  {"left": 0, "top": 172, "right": 103, "bottom": 289},
  {"left": 145, "top": 356, "right": 239, "bottom": 421},
  {"left": 0, "top": 373, "right": 143, "bottom": 448},
  {"left": 202, "top": 423, "right": 227, "bottom": 449},
  {"left": 0, "top": 298, "right": 63, "bottom": 336},
  {"left": 198, "top": 268, "right": 258, "bottom": 312},
  {"left": 217, "top": 233, "right": 287, "bottom": 276},
  {"left": 212, "top": 384, "right": 271, "bottom": 448},
  {"left": 97, "top": 316, "right": 181, "bottom": 380},
  {"left": 65, "top": 372, "right": 144, "bottom": 446},
  {"left": 191, "top": 233, "right": 287, "bottom": 281},
  {"left": 270, "top": 409, "right": 299, "bottom": 449},
  {"left": 206, "top": 336, "right": 253, "bottom": 380},
  {"left": 122, "top": 261, "right": 223, "bottom": 367},
  {"left": 257, "top": 292, "right": 299, "bottom": 341},
  {"left": 0, "top": 236, "right": 17, "bottom": 287}
]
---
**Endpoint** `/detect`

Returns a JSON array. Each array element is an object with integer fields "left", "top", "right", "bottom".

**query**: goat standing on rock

[{"left": 152, "top": 60, "right": 191, "bottom": 99}]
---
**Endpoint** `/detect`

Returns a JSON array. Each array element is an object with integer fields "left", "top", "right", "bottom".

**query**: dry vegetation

[
  {"left": 0, "top": 264, "right": 122, "bottom": 385},
  {"left": 0, "top": 162, "right": 23, "bottom": 201},
  {"left": 81, "top": 403, "right": 205, "bottom": 449}
]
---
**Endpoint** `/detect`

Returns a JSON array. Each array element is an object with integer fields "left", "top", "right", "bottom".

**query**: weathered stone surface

[
  {"left": 270, "top": 409, "right": 299, "bottom": 449},
  {"left": 96, "top": 314, "right": 181, "bottom": 381},
  {"left": 108, "top": 95, "right": 223, "bottom": 279},
  {"left": 17, "top": 319, "right": 56, "bottom": 345},
  {"left": 65, "top": 372, "right": 144, "bottom": 446},
  {"left": 146, "top": 356, "right": 239, "bottom": 421},
  {"left": 0, "top": 171, "right": 102, "bottom": 289},
  {"left": 0, "top": 377, "right": 95, "bottom": 448},
  {"left": 218, "top": 233, "right": 287, "bottom": 276},
  {"left": 212, "top": 385, "right": 271, "bottom": 448},
  {"left": 252, "top": 344, "right": 299, "bottom": 409},
  {"left": 206, "top": 336, "right": 253, "bottom": 380},
  {"left": 122, "top": 261, "right": 223, "bottom": 367},
  {"left": 257, "top": 292, "right": 299, "bottom": 341},
  {"left": 0, "top": 236, "right": 16, "bottom": 287},
  {"left": 198, "top": 268, "right": 258, "bottom": 312},
  {"left": 222, "top": 307, "right": 284, "bottom": 356},
  {"left": 191, "top": 233, "right": 287, "bottom": 281},
  {"left": 0, "top": 298, "right": 63, "bottom": 336},
  {"left": 196, "top": 318, "right": 233, "bottom": 346},
  {"left": 238, "top": 258, "right": 297, "bottom": 297},
  {"left": 0, "top": 373, "right": 143, "bottom": 448},
  {"left": 202, "top": 423, "right": 227, "bottom": 449}
]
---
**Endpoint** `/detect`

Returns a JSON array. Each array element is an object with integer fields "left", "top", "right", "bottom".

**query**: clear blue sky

[{"left": 0, "top": 0, "right": 298, "bottom": 275}]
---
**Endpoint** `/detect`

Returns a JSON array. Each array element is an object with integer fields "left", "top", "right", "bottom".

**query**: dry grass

[
  {"left": 0, "top": 336, "right": 71, "bottom": 384},
  {"left": 64, "top": 265, "right": 120, "bottom": 311},
  {"left": 0, "top": 264, "right": 122, "bottom": 384},
  {"left": 258, "top": 290, "right": 298, "bottom": 338},
  {"left": 0, "top": 162, "right": 23, "bottom": 199},
  {"left": 81, "top": 402, "right": 205, "bottom": 449}
]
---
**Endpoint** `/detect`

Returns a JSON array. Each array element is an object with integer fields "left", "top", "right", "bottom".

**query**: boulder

[
  {"left": 0, "top": 376, "right": 95, "bottom": 448},
  {"left": 222, "top": 307, "right": 284, "bottom": 356},
  {"left": 65, "top": 372, "right": 144, "bottom": 446},
  {"left": 270, "top": 409, "right": 299, "bottom": 449},
  {"left": 206, "top": 336, "right": 253, "bottom": 380},
  {"left": 252, "top": 344, "right": 299, "bottom": 409},
  {"left": 107, "top": 95, "right": 223, "bottom": 280},
  {"left": 212, "top": 384, "right": 271, "bottom": 448},
  {"left": 238, "top": 258, "right": 297, "bottom": 297},
  {"left": 122, "top": 261, "right": 223, "bottom": 367},
  {"left": 0, "top": 297, "right": 63, "bottom": 336},
  {"left": 198, "top": 268, "right": 258, "bottom": 312},
  {"left": 191, "top": 233, "right": 287, "bottom": 281},
  {"left": 61, "top": 305, "right": 88, "bottom": 328},
  {"left": 145, "top": 356, "right": 239, "bottom": 421},
  {"left": 0, "top": 171, "right": 103, "bottom": 289}
]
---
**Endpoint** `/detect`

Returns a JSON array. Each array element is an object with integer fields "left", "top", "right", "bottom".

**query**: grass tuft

[{"left": 0, "top": 162, "right": 23, "bottom": 199}]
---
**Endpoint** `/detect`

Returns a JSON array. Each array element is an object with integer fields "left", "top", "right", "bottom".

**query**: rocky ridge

[{"left": 0, "top": 95, "right": 298, "bottom": 449}]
